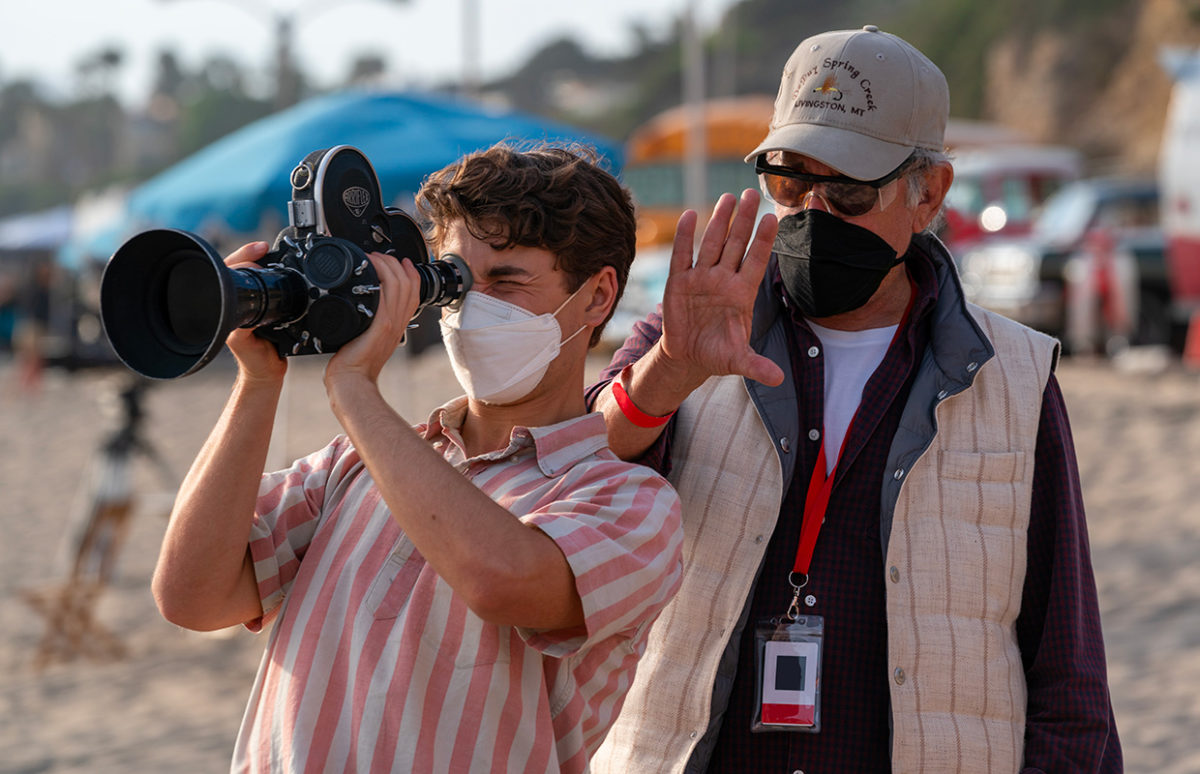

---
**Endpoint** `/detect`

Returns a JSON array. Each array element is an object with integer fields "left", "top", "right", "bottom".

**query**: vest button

[
  {"left": 780, "top": 437, "right": 791, "bottom": 453},
  {"left": 937, "top": 390, "right": 948, "bottom": 400},
  {"left": 889, "top": 566, "right": 900, "bottom": 583},
  {"left": 893, "top": 468, "right": 905, "bottom": 480},
  {"left": 808, "top": 428, "right": 820, "bottom": 441},
  {"left": 894, "top": 666, "right": 906, "bottom": 685},
  {"left": 807, "top": 346, "right": 820, "bottom": 358},
  {"left": 967, "top": 361, "right": 979, "bottom": 373}
]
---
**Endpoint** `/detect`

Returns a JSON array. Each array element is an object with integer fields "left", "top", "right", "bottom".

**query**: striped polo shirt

[{"left": 233, "top": 399, "right": 683, "bottom": 773}]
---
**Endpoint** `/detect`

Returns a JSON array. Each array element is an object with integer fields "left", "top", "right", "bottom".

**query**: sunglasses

[{"left": 755, "top": 154, "right": 911, "bottom": 217}]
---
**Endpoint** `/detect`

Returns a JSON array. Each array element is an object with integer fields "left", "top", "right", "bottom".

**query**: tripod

[{"left": 23, "top": 376, "right": 173, "bottom": 670}]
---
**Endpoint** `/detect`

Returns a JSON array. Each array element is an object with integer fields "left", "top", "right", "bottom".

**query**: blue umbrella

[
  {"left": 122, "top": 89, "right": 623, "bottom": 237},
  {"left": 0, "top": 205, "right": 73, "bottom": 252}
]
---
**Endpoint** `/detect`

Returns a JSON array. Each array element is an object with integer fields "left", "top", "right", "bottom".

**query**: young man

[
  {"left": 589, "top": 26, "right": 1120, "bottom": 773},
  {"left": 151, "top": 144, "right": 683, "bottom": 773}
]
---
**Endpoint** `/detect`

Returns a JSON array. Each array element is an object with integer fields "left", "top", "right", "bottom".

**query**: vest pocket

[
  {"left": 936, "top": 450, "right": 1030, "bottom": 532},
  {"left": 938, "top": 450, "right": 1025, "bottom": 482}
]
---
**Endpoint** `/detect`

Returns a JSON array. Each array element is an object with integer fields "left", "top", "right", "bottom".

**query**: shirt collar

[{"left": 419, "top": 397, "right": 610, "bottom": 477}]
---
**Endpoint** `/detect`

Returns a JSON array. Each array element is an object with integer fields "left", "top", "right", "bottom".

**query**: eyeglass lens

[{"left": 758, "top": 172, "right": 883, "bottom": 216}]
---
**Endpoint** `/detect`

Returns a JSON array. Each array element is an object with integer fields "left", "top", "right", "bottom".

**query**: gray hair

[{"left": 902, "top": 147, "right": 953, "bottom": 232}]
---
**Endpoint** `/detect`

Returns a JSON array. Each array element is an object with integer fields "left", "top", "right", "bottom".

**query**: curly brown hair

[{"left": 415, "top": 142, "right": 636, "bottom": 346}]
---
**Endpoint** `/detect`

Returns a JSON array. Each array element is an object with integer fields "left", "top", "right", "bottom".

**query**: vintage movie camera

[{"left": 100, "top": 145, "right": 471, "bottom": 379}]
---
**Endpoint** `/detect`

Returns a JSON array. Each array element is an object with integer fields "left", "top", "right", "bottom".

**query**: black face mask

[{"left": 773, "top": 210, "right": 904, "bottom": 319}]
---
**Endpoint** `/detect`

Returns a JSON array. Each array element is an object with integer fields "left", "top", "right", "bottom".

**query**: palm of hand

[
  {"left": 658, "top": 191, "right": 784, "bottom": 388},
  {"left": 661, "top": 259, "right": 761, "bottom": 378}
]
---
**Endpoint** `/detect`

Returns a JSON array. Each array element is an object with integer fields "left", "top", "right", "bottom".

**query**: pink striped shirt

[{"left": 233, "top": 399, "right": 683, "bottom": 773}]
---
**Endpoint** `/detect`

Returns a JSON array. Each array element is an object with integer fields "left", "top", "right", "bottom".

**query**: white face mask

[{"left": 438, "top": 285, "right": 588, "bottom": 405}]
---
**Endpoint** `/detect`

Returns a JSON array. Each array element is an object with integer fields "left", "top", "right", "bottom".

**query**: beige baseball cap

[{"left": 746, "top": 25, "right": 949, "bottom": 181}]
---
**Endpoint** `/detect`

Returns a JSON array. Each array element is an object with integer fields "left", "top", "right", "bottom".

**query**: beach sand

[{"left": 0, "top": 348, "right": 1196, "bottom": 773}]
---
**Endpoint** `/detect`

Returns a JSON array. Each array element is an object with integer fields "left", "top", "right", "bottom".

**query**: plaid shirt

[{"left": 590, "top": 244, "right": 1121, "bottom": 772}]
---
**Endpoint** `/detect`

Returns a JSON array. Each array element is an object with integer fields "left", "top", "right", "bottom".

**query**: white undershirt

[{"left": 808, "top": 320, "right": 898, "bottom": 475}]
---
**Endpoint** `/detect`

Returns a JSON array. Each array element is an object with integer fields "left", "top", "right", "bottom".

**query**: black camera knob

[
  {"left": 304, "top": 296, "right": 363, "bottom": 352},
  {"left": 303, "top": 239, "right": 356, "bottom": 289}
]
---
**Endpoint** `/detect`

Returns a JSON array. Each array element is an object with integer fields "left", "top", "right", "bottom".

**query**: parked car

[
  {"left": 940, "top": 144, "right": 1081, "bottom": 254},
  {"left": 955, "top": 177, "right": 1173, "bottom": 354}
]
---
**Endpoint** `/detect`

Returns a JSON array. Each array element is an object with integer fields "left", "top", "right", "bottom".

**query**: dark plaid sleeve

[
  {"left": 1018, "top": 375, "right": 1123, "bottom": 772},
  {"left": 585, "top": 310, "right": 674, "bottom": 476}
]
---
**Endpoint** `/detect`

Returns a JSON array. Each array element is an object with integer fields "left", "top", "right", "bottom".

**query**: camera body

[
  {"left": 101, "top": 146, "right": 470, "bottom": 380},
  {"left": 248, "top": 145, "right": 456, "bottom": 358}
]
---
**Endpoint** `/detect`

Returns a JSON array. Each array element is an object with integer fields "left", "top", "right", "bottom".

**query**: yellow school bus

[
  {"left": 603, "top": 96, "right": 774, "bottom": 348},
  {"left": 622, "top": 95, "right": 775, "bottom": 249}
]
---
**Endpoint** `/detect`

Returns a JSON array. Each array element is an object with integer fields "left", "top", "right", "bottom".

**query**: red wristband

[{"left": 611, "top": 367, "right": 676, "bottom": 429}]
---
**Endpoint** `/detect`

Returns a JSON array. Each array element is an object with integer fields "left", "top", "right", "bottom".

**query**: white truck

[{"left": 1160, "top": 47, "right": 1200, "bottom": 355}]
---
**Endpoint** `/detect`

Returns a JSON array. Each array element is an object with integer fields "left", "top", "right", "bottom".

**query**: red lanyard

[
  {"left": 793, "top": 426, "right": 846, "bottom": 577},
  {"left": 785, "top": 429, "right": 848, "bottom": 620},
  {"left": 791, "top": 279, "right": 917, "bottom": 580}
]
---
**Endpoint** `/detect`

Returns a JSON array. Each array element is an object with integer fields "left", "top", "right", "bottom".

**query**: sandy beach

[{"left": 1, "top": 346, "right": 1197, "bottom": 773}]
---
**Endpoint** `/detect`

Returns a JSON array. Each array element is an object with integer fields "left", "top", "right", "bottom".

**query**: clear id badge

[{"left": 751, "top": 614, "right": 824, "bottom": 733}]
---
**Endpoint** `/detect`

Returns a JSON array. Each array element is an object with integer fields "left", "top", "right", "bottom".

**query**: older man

[{"left": 590, "top": 25, "right": 1120, "bottom": 773}]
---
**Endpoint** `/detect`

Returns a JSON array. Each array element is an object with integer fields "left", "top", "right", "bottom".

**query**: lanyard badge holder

[
  {"left": 751, "top": 441, "right": 836, "bottom": 734},
  {"left": 752, "top": 599, "right": 824, "bottom": 733}
]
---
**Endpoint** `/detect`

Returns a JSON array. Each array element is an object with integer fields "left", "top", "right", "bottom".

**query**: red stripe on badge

[{"left": 762, "top": 703, "right": 815, "bottom": 726}]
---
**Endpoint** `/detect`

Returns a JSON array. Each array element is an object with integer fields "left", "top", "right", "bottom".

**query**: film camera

[{"left": 100, "top": 145, "right": 471, "bottom": 379}]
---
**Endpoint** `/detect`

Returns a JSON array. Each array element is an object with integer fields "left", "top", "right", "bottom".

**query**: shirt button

[
  {"left": 807, "top": 345, "right": 820, "bottom": 358},
  {"left": 889, "top": 566, "right": 900, "bottom": 583},
  {"left": 755, "top": 534, "right": 765, "bottom": 544},
  {"left": 893, "top": 468, "right": 905, "bottom": 480},
  {"left": 808, "top": 428, "right": 820, "bottom": 441},
  {"left": 966, "top": 361, "right": 978, "bottom": 373},
  {"left": 689, "top": 731, "right": 698, "bottom": 739},
  {"left": 937, "top": 390, "right": 948, "bottom": 400},
  {"left": 780, "top": 437, "right": 791, "bottom": 453},
  {"left": 894, "top": 667, "right": 906, "bottom": 685}
]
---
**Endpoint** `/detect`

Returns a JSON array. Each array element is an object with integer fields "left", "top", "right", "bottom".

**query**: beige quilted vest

[
  {"left": 591, "top": 307, "right": 1056, "bottom": 774},
  {"left": 592, "top": 373, "right": 783, "bottom": 772},
  {"left": 885, "top": 310, "right": 1055, "bottom": 773}
]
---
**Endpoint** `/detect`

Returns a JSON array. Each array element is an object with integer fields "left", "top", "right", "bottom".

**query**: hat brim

[{"left": 745, "top": 123, "right": 916, "bottom": 181}]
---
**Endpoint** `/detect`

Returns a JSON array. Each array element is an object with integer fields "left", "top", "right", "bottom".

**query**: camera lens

[
  {"left": 101, "top": 229, "right": 310, "bottom": 379},
  {"left": 163, "top": 251, "right": 222, "bottom": 349},
  {"left": 415, "top": 254, "right": 471, "bottom": 309}
]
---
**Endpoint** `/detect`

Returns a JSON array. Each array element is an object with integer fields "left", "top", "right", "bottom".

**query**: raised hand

[{"left": 659, "top": 188, "right": 784, "bottom": 388}]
